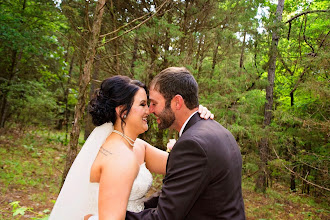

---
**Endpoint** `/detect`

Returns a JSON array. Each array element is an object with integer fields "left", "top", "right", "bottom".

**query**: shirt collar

[{"left": 179, "top": 111, "right": 198, "bottom": 137}]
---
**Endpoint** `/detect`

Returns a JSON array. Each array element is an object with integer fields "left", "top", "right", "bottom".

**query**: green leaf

[
  {"left": 9, "top": 201, "right": 20, "bottom": 210},
  {"left": 13, "top": 206, "right": 27, "bottom": 216}
]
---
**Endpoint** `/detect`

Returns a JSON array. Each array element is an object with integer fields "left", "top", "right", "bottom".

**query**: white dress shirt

[{"left": 179, "top": 111, "right": 198, "bottom": 137}]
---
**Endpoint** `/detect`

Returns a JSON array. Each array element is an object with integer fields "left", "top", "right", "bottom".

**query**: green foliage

[
  {"left": 0, "top": 0, "right": 72, "bottom": 129},
  {"left": 10, "top": 201, "right": 28, "bottom": 216},
  {"left": 9, "top": 201, "right": 49, "bottom": 219},
  {"left": 1, "top": 125, "right": 329, "bottom": 219},
  {"left": 242, "top": 177, "right": 329, "bottom": 219},
  {"left": 0, "top": 128, "right": 68, "bottom": 192},
  {"left": 0, "top": 0, "right": 328, "bottom": 212}
]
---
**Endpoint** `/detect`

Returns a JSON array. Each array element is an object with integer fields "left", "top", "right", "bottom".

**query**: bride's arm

[
  {"left": 134, "top": 105, "right": 214, "bottom": 175},
  {"left": 98, "top": 150, "right": 139, "bottom": 220},
  {"left": 135, "top": 139, "right": 168, "bottom": 175}
]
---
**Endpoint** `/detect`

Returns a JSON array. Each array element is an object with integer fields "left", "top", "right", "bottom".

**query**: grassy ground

[{"left": 0, "top": 126, "right": 329, "bottom": 220}]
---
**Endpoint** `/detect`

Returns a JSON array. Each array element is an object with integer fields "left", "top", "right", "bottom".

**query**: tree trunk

[
  {"left": 256, "top": 138, "right": 269, "bottom": 193},
  {"left": 0, "top": 50, "right": 20, "bottom": 128},
  {"left": 0, "top": 0, "right": 26, "bottom": 127},
  {"left": 84, "top": 53, "right": 100, "bottom": 140},
  {"left": 211, "top": 39, "right": 220, "bottom": 75},
  {"left": 64, "top": 54, "right": 75, "bottom": 144},
  {"left": 130, "top": 36, "right": 139, "bottom": 76},
  {"left": 290, "top": 91, "right": 297, "bottom": 192},
  {"left": 179, "top": 1, "right": 190, "bottom": 55},
  {"left": 110, "top": 0, "right": 120, "bottom": 74},
  {"left": 196, "top": 34, "right": 206, "bottom": 80},
  {"left": 162, "top": 15, "right": 172, "bottom": 70},
  {"left": 239, "top": 31, "right": 247, "bottom": 69},
  {"left": 208, "top": 38, "right": 220, "bottom": 94},
  {"left": 61, "top": 0, "right": 106, "bottom": 188},
  {"left": 256, "top": 0, "right": 285, "bottom": 193},
  {"left": 290, "top": 135, "right": 297, "bottom": 192}
]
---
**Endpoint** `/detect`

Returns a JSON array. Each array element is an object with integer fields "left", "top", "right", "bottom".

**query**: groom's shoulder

[
  {"left": 184, "top": 119, "right": 235, "bottom": 147},
  {"left": 181, "top": 119, "right": 221, "bottom": 141},
  {"left": 193, "top": 118, "right": 224, "bottom": 133}
]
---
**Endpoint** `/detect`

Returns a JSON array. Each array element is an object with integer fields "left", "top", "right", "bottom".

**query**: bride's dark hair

[{"left": 89, "top": 75, "right": 147, "bottom": 126}]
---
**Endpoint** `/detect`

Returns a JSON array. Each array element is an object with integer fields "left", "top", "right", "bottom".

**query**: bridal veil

[{"left": 49, "top": 122, "right": 113, "bottom": 220}]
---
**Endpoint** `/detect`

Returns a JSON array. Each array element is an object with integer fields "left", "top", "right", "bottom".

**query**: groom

[{"left": 126, "top": 67, "right": 245, "bottom": 219}]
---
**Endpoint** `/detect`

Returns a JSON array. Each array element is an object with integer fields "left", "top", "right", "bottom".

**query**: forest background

[{"left": 0, "top": 0, "right": 329, "bottom": 219}]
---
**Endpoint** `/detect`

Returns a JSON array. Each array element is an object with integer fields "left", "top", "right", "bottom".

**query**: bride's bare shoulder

[
  {"left": 91, "top": 138, "right": 139, "bottom": 182},
  {"left": 101, "top": 138, "right": 137, "bottom": 162}
]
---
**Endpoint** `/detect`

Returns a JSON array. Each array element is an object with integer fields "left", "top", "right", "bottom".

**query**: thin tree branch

[
  {"left": 85, "top": 0, "right": 91, "bottom": 32},
  {"left": 296, "top": 159, "right": 329, "bottom": 174},
  {"left": 227, "top": 71, "right": 263, "bottom": 108},
  {"left": 99, "top": 51, "right": 129, "bottom": 60},
  {"left": 285, "top": 10, "right": 329, "bottom": 24},
  {"left": 278, "top": 52, "right": 293, "bottom": 75},
  {"left": 303, "top": 15, "right": 315, "bottom": 54},
  {"left": 243, "top": 169, "right": 261, "bottom": 180},
  {"left": 290, "top": 68, "right": 308, "bottom": 96},
  {"left": 92, "top": 79, "right": 102, "bottom": 83},
  {"left": 99, "top": 0, "right": 169, "bottom": 47},
  {"left": 319, "top": 30, "right": 330, "bottom": 49},
  {"left": 272, "top": 145, "right": 330, "bottom": 192},
  {"left": 287, "top": 22, "right": 291, "bottom": 40},
  {"left": 99, "top": 9, "right": 151, "bottom": 38}
]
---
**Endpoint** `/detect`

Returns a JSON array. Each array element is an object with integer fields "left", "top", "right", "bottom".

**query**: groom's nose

[{"left": 149, "top": 104, "right": 155, "bottom": 114}]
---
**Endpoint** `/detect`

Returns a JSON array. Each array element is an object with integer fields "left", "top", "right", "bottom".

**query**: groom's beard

[{"left": 156, "top": 105, "right": 175, "bottom": 130}]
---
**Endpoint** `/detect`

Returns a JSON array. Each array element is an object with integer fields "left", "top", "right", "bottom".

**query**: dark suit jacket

[{"left": 126, "top": 113, "right": 245, "bottom": 219}]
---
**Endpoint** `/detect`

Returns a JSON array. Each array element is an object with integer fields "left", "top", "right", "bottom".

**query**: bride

[{"left": 49, "top": 75, "right": 212, "bottom": 220}]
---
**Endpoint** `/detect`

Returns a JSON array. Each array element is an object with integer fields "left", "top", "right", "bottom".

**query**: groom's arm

[
  {"left": 143, "top": 190, "right": 161, "bottom": 209},
  {"left": 126, "top": 138, "right": 208, "bottom": 220}
]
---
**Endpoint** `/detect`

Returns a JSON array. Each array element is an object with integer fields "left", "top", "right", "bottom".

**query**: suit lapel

[
  {"left": 182, "top": 112, "right": 201, "bottom": 135},
  {"left": 166, "top": 113, "right": 201, "bottom": 172}
]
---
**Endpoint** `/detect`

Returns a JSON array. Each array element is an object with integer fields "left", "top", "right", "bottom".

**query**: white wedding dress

[
  {"left": 87, "top": 163, "right": 153, "bottom": 214},
  {"left": 49, "top": 123, "right": 153, "bottom": 220}
]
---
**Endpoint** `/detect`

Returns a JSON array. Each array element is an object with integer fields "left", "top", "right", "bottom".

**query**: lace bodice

[{"left": 87, "top": 163, "right": 153, "bottom": 214}]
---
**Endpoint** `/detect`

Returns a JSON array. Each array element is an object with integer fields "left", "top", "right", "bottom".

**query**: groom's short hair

[{"left": 150, "top": 67, "right": 199, "bottom": 109}]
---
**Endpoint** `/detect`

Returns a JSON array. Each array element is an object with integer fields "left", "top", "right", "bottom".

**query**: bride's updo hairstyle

[{"left": 89, "top": 75, "right": 147, "bottom": 126}]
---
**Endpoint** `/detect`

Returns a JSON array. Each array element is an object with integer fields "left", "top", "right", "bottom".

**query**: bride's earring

[{"left": 123, "top": 115, "right": 127, "bottom": 119}]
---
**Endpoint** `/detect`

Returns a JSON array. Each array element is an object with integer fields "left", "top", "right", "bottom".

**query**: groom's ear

[{"left": 172, "top": 95, "right": 184, "bottom": 110}]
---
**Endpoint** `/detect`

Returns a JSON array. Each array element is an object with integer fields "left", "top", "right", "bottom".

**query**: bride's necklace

[{"left": 113, "top": 130, "right": 135, "bottom": 147}]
